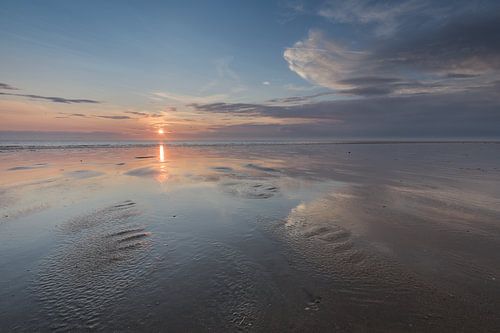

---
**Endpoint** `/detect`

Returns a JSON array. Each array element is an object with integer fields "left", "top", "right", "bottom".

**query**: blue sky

[
  {"left": 0, "top": 1, "right": 319, "bottom": 104},
  {"left": 1, "top": 0, "right": 499, "bottom": 140}
]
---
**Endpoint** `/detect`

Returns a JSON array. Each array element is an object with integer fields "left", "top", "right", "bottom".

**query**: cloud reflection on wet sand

[{"left": 0, "top": 143, "right": 499, "bottom": 331}]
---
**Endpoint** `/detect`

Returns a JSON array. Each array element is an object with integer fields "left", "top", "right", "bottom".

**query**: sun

[{"left": 158, "top": 128, "right": 164, "bottom": 135}]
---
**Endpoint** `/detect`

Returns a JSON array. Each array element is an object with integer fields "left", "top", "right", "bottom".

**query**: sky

[{"left": 1, "top": 0, "right": 499, "bottom": 141}]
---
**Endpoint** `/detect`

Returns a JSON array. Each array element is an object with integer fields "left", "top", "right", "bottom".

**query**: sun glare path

[{"left": 159, "top": 144, "right": 165, "bottom": 162}]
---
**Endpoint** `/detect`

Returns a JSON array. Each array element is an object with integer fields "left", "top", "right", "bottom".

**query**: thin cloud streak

[
  {"left": 0, "top": 92, "right": 100, "bottom": 104},
  {"left": 95, "top": 115, "right": 131, "bottom": 120},
  {"left": 0, "top": 83, "right": 19, "bottom": 90}
]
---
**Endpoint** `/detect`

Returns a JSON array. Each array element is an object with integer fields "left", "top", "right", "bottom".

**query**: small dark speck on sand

[
  {"left": 135, "top": 156, "right": 155, "bottom": 159},
  {"left": 116, "top": 162, "right": 126, "bottom": 166}
]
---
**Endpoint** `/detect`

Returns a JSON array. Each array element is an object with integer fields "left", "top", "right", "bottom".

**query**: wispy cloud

[
  {"left": 95, "top": 115, "right": 130, "bottom": 120},
  {"left": 188, "top": 90, "right": 337, "bottom": 113},
  {"left": 318, "top": 0, "right": 425, "bottom": 37},
  {"left": 188, "top": 102, "right": 261, "bottom": 114},
  {"left": 58, "top": 113, "right": 132, "bottom": 120},
  {"left": 284, "top": 83, "right": 320, "bottom": 92},
  {"left": 279, "top": 0, "right": 307, "bottom": 24},
  {"left": 152, "top": 91, "right": 228, "bottom": 104},
  {"left": 199, "top": 56, "right": 247, "bottom": 94},
  {"left": 0, "top": 131, "right": 125, "bottom": 141},
  {"left": 0, "top": 92, "right": 100, "bottom": 104},
  {"left": 0, "top": 83, "right": 19, "bottom": 90},
  {"left": 266, "top": 91, "right": 337, "bottom": 104},
  {"left": 214, "top": 56, "right": 239, "bottom": 82},
  {"left": 125, "top": 111, "right": 163, "bottom": 118}
]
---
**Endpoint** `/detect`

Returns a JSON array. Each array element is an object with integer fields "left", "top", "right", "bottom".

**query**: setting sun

[{"left": 158, "top": 128, "right": 164, "bottom": 135}]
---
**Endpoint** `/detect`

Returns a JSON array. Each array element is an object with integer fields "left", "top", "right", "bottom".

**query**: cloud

[
  {"left": 279, "top": 0, "right": 307, "bottom": 24},
  {"left": 283, "top": 30, "right": 426, "bottom": 95},
  {"left": 284, "top": 30, "right": 366, "bottom": 91},
  {"left": 337, "top": 77, "right": 400, "bottom": 86},
  {"left": 152, "top": 91, "right": 228, "bottom": 104},
  {"left": 125, "top": 111, "right": 148, "bottom": 116},
  {"left": 0, "top": 92, "right": 100, "bottom": 104},
  {"left": 95, "top": 115, "right": 131, "bottom": 120},
  {"left": 340, "top": 85, "right": 394, "bottom": 96},
  {"left": 186, "top": 85, "right": 500, "bottom": 139},
  {"left": 214, "top": 56, "right": 239, "bottom": 81},
  {"left": 188, "top": 102, "right": 262, "bottom": 114},
  {"left": 284, "top": 5, "right": 500, "bottom": 97},
  {"left": 283, "top": 84, "right": 323, "bottom": 93},
  {"left": 262, "top": 81, "right": 271, "bottom": 85},
  {"left": 199, "top": 56, "right": 247, "bottom": 94},
  {"left": 445, "top": 73, "right": 480, "bottom": 79},
  {"left": 374, "top": 11, "right": 500, "bottom": 73},
  {"left": 0, "top": 131, "right": 125, "bottom": 141},
  {"left": 0, "top": 83, "right": 18, "bottom": 90},
  {"left": 316, "top": 0, "right": 492, "bottom": 38},
  {"left": 318, "top": 0, "right": 426, "bottom": 37},
  {"left": 58, "top": 113, "right": 132, "bottom": 120},
  {"left": 188, "top": 91, "right": 338, "bottom": 113},
  {"left": 125, "top": 111, "right": 163, "bottom": 118},
  {"left": 266, "top": 91, "right": 336, "bottom": 104}
]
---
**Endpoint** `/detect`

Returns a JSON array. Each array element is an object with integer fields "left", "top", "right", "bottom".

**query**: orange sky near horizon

[{"left": 0, "top": 97, "right": 314, "bottom": 140}]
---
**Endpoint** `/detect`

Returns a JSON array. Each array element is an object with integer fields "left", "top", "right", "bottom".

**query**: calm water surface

[{"left": 0, "top": 143, "right": 499, "bottom": 332}]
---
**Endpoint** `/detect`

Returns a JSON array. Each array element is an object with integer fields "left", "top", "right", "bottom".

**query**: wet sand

[{"left": 0, "top": 142, "right": 499, "bottom": 332}]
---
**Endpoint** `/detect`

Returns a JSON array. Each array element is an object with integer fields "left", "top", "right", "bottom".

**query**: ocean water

[{"left": 0, "top": 142, "right": 499, "bottom": 331}]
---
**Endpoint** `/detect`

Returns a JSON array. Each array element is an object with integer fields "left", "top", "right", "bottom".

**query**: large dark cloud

[
  {"left": 374, "top": 10, "right": 500, "bottom": 72},
  {"left": 0, "top": 92, "right": 100, "bottom": 104},
  {"left": 284, "top": 1, "right": 500, "bottom": 97}
]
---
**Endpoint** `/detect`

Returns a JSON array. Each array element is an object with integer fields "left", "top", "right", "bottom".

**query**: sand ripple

[
  {"left": 34, "top": 201, "right": 154, "bottom": 331},
  {"left": 121, "top": 233, "right": 275, "bottom": 331}
]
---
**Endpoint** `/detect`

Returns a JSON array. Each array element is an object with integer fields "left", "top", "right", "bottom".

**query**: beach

[{"left": 0, "top": 142, "right": 499, "bottom": 332}]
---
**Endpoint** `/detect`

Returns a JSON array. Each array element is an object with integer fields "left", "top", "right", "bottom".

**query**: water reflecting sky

[{"left": 0, "top": 143, "right": 499, "bottom": 331}]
